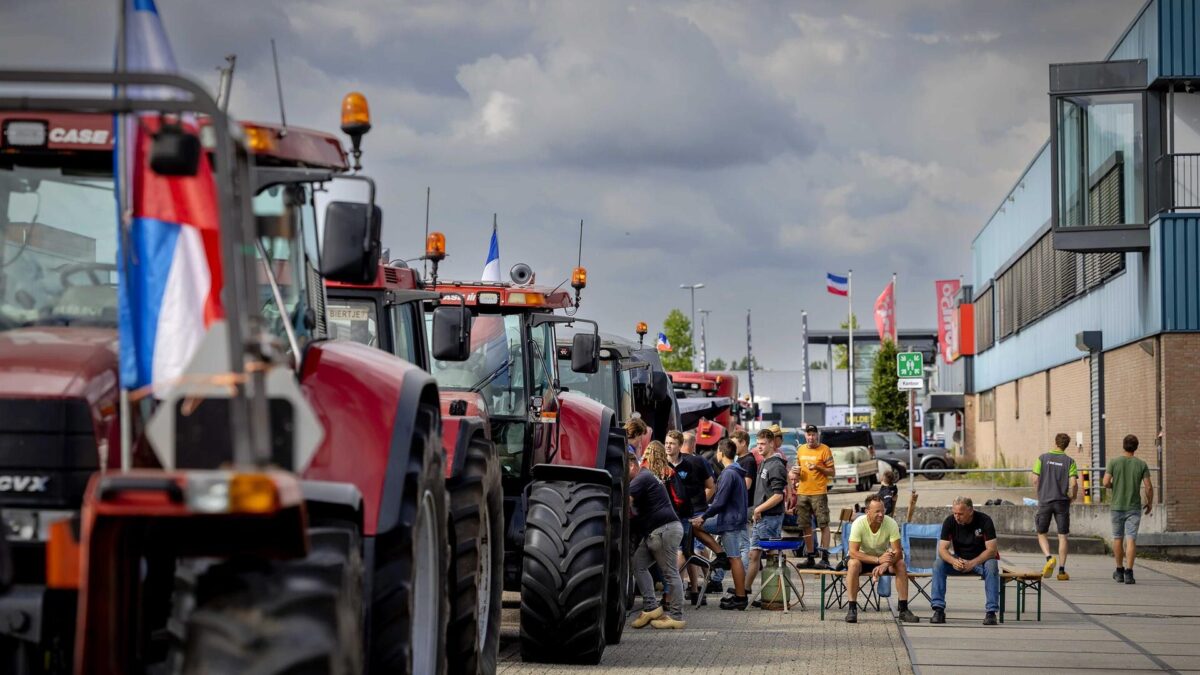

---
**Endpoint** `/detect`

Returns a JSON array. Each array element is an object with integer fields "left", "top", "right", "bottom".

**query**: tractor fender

[
  {"left": 300, "top": 340, "right": 440, "bottom": 537},
  {"left": 528, "top": 464, "right": 613, "bottom": 487},
  {"left": 300, "top": 479, "right": 364, "bottom": 531},
  {"left": 441, "top": 416, "right": 487, "bottom": 480},
  {"left": 552, "top": 391, "right": 613, "bottom": 471}
]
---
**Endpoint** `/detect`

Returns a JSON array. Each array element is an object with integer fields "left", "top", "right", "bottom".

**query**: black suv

[{"left": 871, "top": 431, "right": 953, "bottom": 480}]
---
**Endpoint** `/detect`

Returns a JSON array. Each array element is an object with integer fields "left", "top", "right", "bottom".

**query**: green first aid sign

[{"left": 897, "top": 352, "right": 923, "bottom": 378}]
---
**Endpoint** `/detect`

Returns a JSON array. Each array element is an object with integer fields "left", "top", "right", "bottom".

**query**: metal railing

[
  {"left": 1156, "top": 153, "right": 1200, "bottom": 210},
  {"left": 896, "top": 466, "right": 1162, "bottom": 504}
]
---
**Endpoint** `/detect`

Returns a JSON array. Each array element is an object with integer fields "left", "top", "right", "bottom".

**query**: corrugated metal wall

[
  {"left": 1112, "top": 0, "right": 1160, "bottom": 80},
  {"left": 1159, "top": 0, "right": 1200, "bottom": 78},
  {"left": 972, "top": 145, "right": 1051, "bottom": 289},
  {"left": 1161, "top": 215, "right": 1200, "bottom": 328}
]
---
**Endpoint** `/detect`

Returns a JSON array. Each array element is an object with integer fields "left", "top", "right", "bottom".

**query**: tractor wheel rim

[
  {"left": 476, "top": 501, "right": 493, "bottom": 642},
  {"left": 414, "top": 490, "right": 439, "bottom": 674}
]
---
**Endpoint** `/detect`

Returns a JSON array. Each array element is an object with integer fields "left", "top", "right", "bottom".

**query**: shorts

[
  {"left": 1035, "top": 501, "right": 1070, "bottom": 535},
  {"left": 794, "top": 493, "right": 830, "bottom": 528},
  {"left": 1111, "top": 509, "right": 1142, "bottom": 540},
  {"left": 680, "top": 518, "right": 695, "bottom": 554},
  {"left": 750, "top": 514, "right": 784, "bottom": 551},
  {"left": 702, "top": 522, "right": 750, "bottom": 560},
  {"left": 853, "top": 561, "right": 887, "bottom": 575}
]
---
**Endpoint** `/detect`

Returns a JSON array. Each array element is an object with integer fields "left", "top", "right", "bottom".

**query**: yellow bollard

[{"left": 1081, "top": 470, "right": 1091, "bottom": 505}]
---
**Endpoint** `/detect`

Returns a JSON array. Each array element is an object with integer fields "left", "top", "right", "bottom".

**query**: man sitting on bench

[
  {"left": 932, "top": 496, "right": 1001, "bottom": 626},
  {"left": 846, "top": 495, "right": 920, "bottom": 624}
]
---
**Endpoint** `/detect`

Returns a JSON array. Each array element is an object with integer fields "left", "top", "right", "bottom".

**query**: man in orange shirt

[{"left": 790, "top": 424, "right": 835, "bottom": 568}]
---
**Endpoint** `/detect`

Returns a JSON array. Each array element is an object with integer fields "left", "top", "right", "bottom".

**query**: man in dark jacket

[
  {"left": 691, "top": 441, "right": 749, "bottom": 609},
  {"left": 743, "top": 428, "right": 789, "bottom": 599}
]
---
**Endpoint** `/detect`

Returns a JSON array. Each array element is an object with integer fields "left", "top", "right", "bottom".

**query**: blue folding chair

[{"left": 901, "top": 523, "right": 941, "bottom": 605}]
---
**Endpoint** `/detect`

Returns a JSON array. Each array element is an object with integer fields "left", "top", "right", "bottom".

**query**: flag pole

[
  {"left": 116, "top": 0, "right": 132, "bottom": 473},
  {"left": 848, "top": 269, "right": 854, "bottom": 424}
]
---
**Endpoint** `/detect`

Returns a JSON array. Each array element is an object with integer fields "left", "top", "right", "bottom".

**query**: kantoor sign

[{"left": 935, "top": 279, "right": 961, "bottom": 363}]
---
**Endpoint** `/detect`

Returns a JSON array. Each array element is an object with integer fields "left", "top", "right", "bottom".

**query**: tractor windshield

[
  {"left": 558, "top": 357, "right": 620, "bottom": 413},
  {"left": 0, "top": 165, "right": 117, "bottom": 331},
  {"left": 431, "top": 314, "right": 528, "bottom": 417},
  {"left": 326, "top": 297, "right": 378, "bottom": 346}
]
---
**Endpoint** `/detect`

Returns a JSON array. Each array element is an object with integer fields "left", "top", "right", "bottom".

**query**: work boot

[
  {"left": 845, "top": 602, "right": 858, "bottom": 623},
  {"left": 719, "top": 595, "right": 748, "bottom": 611},
  {"left": 801, "top": 556, "right": 816, "bottom": 569},
  {"left": 631, "top": 606, "right": 663, "bottom": 628},
  {"left": 1113, "top": 567, "right": 1125, "bottom": 583},
  {"left": 712, "top": 552, "right": 732, "bottom": 570},
  {"left": 898, "top": 608, "right": 920, "bottom": 623},
  {"left": 650, "top": 616, "right": 686, "bottom": 629},
  {"left": 983, "top": 611, "right": 998, "bottom": 626},
  {"left": 1124, "top": 569, "right": 1136, "bottom": 585},
  {"left": 1041, "top": 556, "right": 1057, "bottom": 579},
  {"left": 706, "top": 580, "right": 725, "bottom": 594},
  {"left": 814, "top": 557, "right": 832, "bottom": 570},
  {"left": 930, "top": 608, "right": 946, "bottom": 624}
]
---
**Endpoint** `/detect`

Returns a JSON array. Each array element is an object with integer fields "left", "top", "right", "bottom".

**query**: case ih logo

[
  {"left": 49, "top": 127, "right": 109, "bottom": 145},
  {"left": 0, "top": 475, "right": 50, "bottom": 493}
]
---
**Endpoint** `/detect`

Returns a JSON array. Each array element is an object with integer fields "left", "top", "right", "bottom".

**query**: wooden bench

[{"left": 799, "top": 566, "right": 1043, "bottom": 622}]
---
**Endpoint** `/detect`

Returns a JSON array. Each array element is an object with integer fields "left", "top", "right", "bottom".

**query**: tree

[
  {"left": 810, "top": 360, "right": 827, "bottom": 370},
  {"left": 734, "top": 356, "right": 762, "bottom": 370},
  {"left": 660, "top": 309, "right": 695, "bottom": 371},
  {"left": 708, "top": 357, "right": 727, "bottom": 371},
  {"left": 868, "top": 339, "right": 908, "bottom": 431},
  {"left": 833, "top": 313, "right": 860, "bottom": 369}
]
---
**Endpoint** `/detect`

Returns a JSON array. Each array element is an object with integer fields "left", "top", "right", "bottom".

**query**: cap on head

[{"left": 804, "top": 424, "right": 819, "bottom": 433}]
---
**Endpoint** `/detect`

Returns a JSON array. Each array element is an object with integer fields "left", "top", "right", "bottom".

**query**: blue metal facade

[{"left": 1161, "top": 215, "right": 1200, "bottom": 328}]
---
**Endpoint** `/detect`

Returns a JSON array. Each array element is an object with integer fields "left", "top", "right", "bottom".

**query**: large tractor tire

[
  {"left": 446, "top": 432, "right": 504, "bottom": 674},
  {"left": 601, "top": 424, "right": 630, "bottom": 645},
  {"left": 179, "top": 525, "right": 363, "bottom": 675},
  {"left": 371, "top": 402, "right": 450, "bottom": 675},
  {"left": 519, "top": 480, "right": 611, "bottom": 664}
]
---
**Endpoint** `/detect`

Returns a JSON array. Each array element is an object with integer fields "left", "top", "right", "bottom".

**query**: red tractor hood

[{"left": 0, "top": 327, "right": 119, "bottom": 400}]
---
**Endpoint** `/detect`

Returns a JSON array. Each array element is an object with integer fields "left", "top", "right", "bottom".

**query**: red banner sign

[
  {"left": 935, "top": 279, "right": 961, "bottom": 362},
  {"left": 874, "top": 281, "right": 896, "bottom": 344}
]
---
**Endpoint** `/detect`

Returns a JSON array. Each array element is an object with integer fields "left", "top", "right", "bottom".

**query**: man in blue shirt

[{"left": 691, "top": 440, "right": 749, "bottom": 609}]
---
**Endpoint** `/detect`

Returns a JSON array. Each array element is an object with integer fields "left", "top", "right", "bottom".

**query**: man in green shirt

[
  {"left": 1103, "top": 434, "right": 1153, "bottom": 585},
  {"left": 845, "top": 494, "right": 919, "bottom": 624},
  {"left": 1032, "top": 433, "right": 1079, "bottom": 581}
]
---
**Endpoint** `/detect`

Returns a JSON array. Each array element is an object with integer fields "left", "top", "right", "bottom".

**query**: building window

[
  {"left": 1015, "top": 380, "right": 1020, "bottom": 419},
  {"left": 975, "top": 286, "right": 995, "bottom": 351},
  {"left": 1045, "top": 371, "right": 1052, "bottom": 415},
  {"left": 979, "top": 390, "right": 996, "bottom": 422},
  {"left": 1056, "top": 93, "right": 1145, "bottom": 229}
]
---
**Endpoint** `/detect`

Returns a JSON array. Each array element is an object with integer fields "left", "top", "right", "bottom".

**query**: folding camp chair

[{"left": 901, "top": 522, "right": 941, "bottom": 605}]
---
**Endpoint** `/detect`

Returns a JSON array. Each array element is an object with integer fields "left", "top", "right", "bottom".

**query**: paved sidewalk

[{"left": 899, "top": 552, "right": 1200, "bottom": 674}]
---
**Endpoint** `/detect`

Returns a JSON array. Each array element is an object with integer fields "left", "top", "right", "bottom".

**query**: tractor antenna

[
  {"left": 216, "top": 54, "right": 237, "bottom": 112},
  {"left": 270, "top": 38, "right": 288, "bottom": 137},
  {"left": 577, "top": 219, "right": 584, "bottom": 269},
  {"left": 423, "top": 187, "right": 431, "bottom": 281}
]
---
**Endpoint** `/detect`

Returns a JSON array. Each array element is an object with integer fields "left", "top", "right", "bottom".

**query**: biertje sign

[{"left": 896, "top": 352, "right": 923, "bottom": 378}]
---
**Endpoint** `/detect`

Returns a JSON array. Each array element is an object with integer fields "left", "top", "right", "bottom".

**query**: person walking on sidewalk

[
  {"left": 789, "top": 424, "right": 835, "bottom": 568},
  {"left": 690, "top": 440, "right": 749, "bottom": 610},
  {"left": 1033, "top": 433, "right": 1079, "bottom": 580},
  {"left": 931, "top": 497, "right": 1001, "bottom": 626},
  {"left": 1103, "top": 434, "right": 1154, "bottom": 585},
  {"left": 845, "top": 494, "right": 920, "bottom": 624},
  {"left": 743, "top": 428, "right": 789, "bottom": 602},
  {"left": 627, "top": 451, "right": 687, "bottom": 629}
]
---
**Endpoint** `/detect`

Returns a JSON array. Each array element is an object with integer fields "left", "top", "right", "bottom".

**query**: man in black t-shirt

[
  {"left": 931, "top": 496, "right": 1001, "bottom": 625},
  {"left": 667, "top": 430, "right": 715, "bottom": 603}
]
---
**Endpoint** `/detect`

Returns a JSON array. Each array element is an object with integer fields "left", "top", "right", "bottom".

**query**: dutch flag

[
  {"left": 826, "top": 272, "right": 849, "bottom": 297},
  {"left": 656, "top": 333, "right": 672, "bottom": 353},
  {"left": 481, "top": 224, "right": 501, "bottom": 282},
  {"left": 116, "top": 0, "right": 224, "bottom": 391}
]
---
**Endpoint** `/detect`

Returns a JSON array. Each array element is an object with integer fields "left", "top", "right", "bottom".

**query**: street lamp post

[
  {"left": 680, "top": 283, "right": 704, "bottom": 369},
  {"left": 698, "top": 309, "right": 711, "bottom": 372}
]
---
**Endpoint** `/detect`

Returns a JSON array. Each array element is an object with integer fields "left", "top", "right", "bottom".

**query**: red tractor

[
  {"left": 424, "top": 264, "right": 629, "bottom": 663},
  {"left": 669, "top": 371, "right": 739, "bottom": 449},
  {"left": 325, "top": 261, "right": 503, "bottom": 673},
  {"left": 0, "top": 70, "right": 451, "bottom": 675}
]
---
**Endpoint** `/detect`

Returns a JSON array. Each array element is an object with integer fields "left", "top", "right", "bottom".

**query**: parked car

[
  {"left": 871, "top": 431, "right": 954, "bottom": 480},
  {"left": 814, "top": 426, "right": 878, "bottom": 491}
]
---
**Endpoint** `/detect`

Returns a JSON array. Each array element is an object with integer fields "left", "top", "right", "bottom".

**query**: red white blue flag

[
  {"left": 656, "top": 332, "right": 672, "bottom": 353},
  {"left": 826, "top": 272, "right": 849, "bottom": 297},
  {"left": 116, "top": 0, "right": 224, "bottom": 390}
]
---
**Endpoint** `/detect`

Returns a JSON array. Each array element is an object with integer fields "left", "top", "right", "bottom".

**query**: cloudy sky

[{"left": 1, "top": 0, "right": 1144, "bottom": 367}]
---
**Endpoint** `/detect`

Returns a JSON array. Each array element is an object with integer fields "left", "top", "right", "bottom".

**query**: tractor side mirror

[
  {"left": 149, "top": 122, "right": 200, "bottom": 176},
  {"left": 321, "top": 201, "right": 381, "bottom": 284},
  {"left": 431, "top": 304, "right": 472, "bottom": 361},
  {"left": 570, "top": 332, "right": 599, "bottom": 374}
]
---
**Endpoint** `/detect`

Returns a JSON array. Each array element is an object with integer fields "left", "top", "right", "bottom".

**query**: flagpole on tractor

[{"left": 848, "top": 269, "right": 854, "bottom": 425}]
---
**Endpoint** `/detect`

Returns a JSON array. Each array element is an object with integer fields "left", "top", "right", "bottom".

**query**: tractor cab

[{"left": 669, "top": 370, "right": 740, "bottom": 446}]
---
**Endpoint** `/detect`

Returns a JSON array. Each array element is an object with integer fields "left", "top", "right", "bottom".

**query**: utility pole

[{"left": 680, "top": 283, "right": 704, "bottom": 369}]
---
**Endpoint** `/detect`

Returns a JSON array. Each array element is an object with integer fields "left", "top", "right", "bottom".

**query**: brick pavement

[{"left": 497, "top": 585, "right": 913, "bottom": 674}]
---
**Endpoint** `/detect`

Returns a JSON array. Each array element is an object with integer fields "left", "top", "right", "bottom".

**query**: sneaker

[
  {"left": 845, "top": 604, "right": 858, "bottom": 623},
  {"left": 1124, "top": 569, "right": 1136, "bottom": 585},
  {"left": 1113, "top": 568, "right": 1126, "bottom": 584},
  {"left": 983, "top": 611, "right": 998, "bottom": 626},
  {"left": 930, "top": 608, "right": 946, "bottom": 624},
  {"left": 706, "top": 580, "right": 725, "bottom": 594},
  {"left": 814, "top": 557, "right": 833, "bottom": 570},
  {"left": 685, "top": 590, "right": 698, "bottom": 606},
  {"left": 719, "top": 595, "right": 748, "bottom": 611},
  {"left": 631, "top": 606, "right": 663, "bottom": 628},
  {"left": 1041, "top": 556, "right": 1057, "bottom": 579},
  {"left": 898, "top": 608, "right": 920, "bottom": 623},
  {"left": 801, "top": 556, "right": 816, "bottom": 569},
  {"left": 1057, "top": 570, "right": 1070, "bottom": 581},
  {"left": 751, "top": 599, "right": 762, "bottom": 609},
  {"left": 711, "top": 553, "right": 732, "bottom": 570},
  {"left": 650, "top": 616, "right": 686, "bottom": 629}
]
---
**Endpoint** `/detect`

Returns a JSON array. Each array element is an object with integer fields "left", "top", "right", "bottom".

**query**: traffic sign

[
  {"left": 897, "top": 352, "right": 923, "bottom": 378},
  {"left": 898, "top": 377, "right": 923, "bottom": 390}
]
